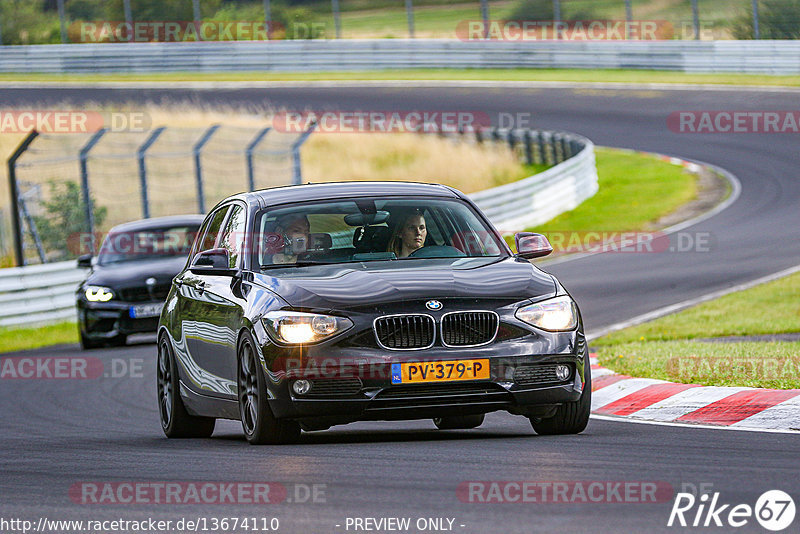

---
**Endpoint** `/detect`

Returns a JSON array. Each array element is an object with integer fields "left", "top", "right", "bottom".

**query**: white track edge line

[{"left": 590, "top": 414, "right": 800, "bottom": 434}]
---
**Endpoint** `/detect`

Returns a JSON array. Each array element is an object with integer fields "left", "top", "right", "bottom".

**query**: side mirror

[
  {"left": 77, "top": 254, "right": 93, "bottom": 269},
  {"left": 515, "top": 232, "right": 553, "bottom": 260},
  {"left": 190, "top": 248, "right": 237, "bottom": 275}
]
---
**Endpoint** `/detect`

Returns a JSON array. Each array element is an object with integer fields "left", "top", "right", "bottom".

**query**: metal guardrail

[
  {"left": 470, "top": 129, "right": 597, "bottom": 233},
  {"left": 1, "top": 40, "right": 800, "bottom": 75},
  {"left": 0, "top": 260, "right": 84, "bottom": 327},
  {"left": 0, "top": 128, "right": 597, "bottom": 327}
]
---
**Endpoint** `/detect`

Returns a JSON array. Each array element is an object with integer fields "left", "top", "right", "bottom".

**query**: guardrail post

[
  {"left": 79, "top": 129, "right": 107, "bottom": 256},
  {"left": 193, "top": 124, "right": 220, "bottom": 213},
  {"left": 292, "top": 123, "right": 317, "bottom": 185},
  {"left": 7, "top": 130, "right": 39, "bottom": 266},
  {"left": 136, "top": 127, "right": 165, "bottom": 219},
  {"left": 475, "top": 128, "right": 484, "bottom": 144},
  {"left": 246, "top": 127, "right": 271, "bottom": 192},
  {"left": 507, "top": 129, "right": 517, "bottom": 152},
  {"left": 523, "top": 130, "right": 534, "bottom": 165},
  {"left": 547, "top": 132, "right": 557, "bottom": 165},
  {"left": 536, "top": 131, "right": 546, "bottom": 165}
]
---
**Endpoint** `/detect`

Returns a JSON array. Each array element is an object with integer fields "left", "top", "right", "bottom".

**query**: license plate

[
  {"left": 129, "top": 303, "right": 163, "bottom": 319},
  {"left": 391, "top": 359, "right": 490, "bottom": 384}
]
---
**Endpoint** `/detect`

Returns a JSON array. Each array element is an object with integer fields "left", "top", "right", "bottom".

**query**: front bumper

[
  {"left": 77, "top": 300, "right": 162, "bottom": 339},
  {"left": 254, "top": 321, "right": 587, "bottom": 423}
]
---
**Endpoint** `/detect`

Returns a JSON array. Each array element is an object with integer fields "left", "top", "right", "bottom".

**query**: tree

[{"left": 31, "top": 180, "right": 107, "bottom": 260}]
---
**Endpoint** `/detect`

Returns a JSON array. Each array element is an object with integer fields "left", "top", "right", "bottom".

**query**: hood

[
  {"left": 84, "top": 256, "right": 188, "bottom": 290},
  {"left": 254, "top": 257, "right": 556, "bottom": 311}
]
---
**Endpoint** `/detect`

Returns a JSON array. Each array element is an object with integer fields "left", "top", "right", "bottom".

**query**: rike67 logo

[{"left": 668, "top": 490, "right": 795, "bottom": 531}]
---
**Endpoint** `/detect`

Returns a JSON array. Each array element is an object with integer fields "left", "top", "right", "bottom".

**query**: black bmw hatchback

[
  {"left": 76, "top": 215, "right": 204, "bottom": 349},
  {"left": 157, "top": 182, "right": 590, "bottom": 444}
]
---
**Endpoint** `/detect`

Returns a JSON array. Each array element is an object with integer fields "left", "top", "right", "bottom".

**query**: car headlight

[
  {"left": 262, "top": 311, "right": 353, "bottom": 345},
  {"left": 84, "top": 286, "right": 114, "bottom": 302},
  {"left": 515, "top": 296, "right": 578, "bottom": 332}
]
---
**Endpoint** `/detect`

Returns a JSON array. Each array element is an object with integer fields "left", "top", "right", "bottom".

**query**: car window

[
  {"left": 97, "top": 225, "right": 200, "bottom": 265},
  {"left": 218, "top": 205, "right": 247, "bottom": 269},
  {"left": 198, "top": 207, "right": 230, "bottom": 253},
  {"left": 255, "top": 197, "right": 506, "bottom": 267}
]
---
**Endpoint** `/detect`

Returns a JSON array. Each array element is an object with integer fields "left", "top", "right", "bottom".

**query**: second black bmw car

[
  {"left": 157, "top": 182, "right": 590, "bottom": 444},
  {"left": 77, "top": 215, "right": 203, "bottom": 349}
]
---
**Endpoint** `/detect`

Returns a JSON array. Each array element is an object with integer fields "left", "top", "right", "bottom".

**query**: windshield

[
  {"left": 255, "top": 197, "right": 506, "bottom": 268},
  {"left": 97, "top": 225, "right": 200, "bottom": 265}
]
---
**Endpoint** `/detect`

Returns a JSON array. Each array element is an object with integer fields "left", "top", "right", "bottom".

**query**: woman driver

[{"left": 388, "top": 211, "right": 427, "bottom": 258}]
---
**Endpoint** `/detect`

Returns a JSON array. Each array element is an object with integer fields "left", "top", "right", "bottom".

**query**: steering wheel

[{"left": 408, "top": 245, "right": 466, "bottom": 258}]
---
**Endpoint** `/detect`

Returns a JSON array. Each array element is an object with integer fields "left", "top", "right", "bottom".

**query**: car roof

[
  {"left": 217, "top": 181, "right": 463, "bottom": 211},
  {"left": 108, "top": 214, "right": 205, "bottom": 233}
]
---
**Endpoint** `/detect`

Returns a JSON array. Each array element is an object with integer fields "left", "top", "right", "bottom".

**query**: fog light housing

[
  {"left": 292, "top": 379, "right": 311, "bottom": 395},
  {"left": 555, "top": 365, "right": 571, "bottom": 381}
]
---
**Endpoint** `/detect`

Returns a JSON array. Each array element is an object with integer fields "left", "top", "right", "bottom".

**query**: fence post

[
  {"left": 136, "top": 127, "right": 165, "bottom": 219},
  {"left": 263, "top": 0, "right": 272, "bottom": 39},
  {"left": 691, "top": 0, "right": 700, "bottom": 40},
  {"left": 79, "top": 129, "right": 107, "bottom": 257},
  {"left": 246, "top": 127, "right": 271, "bottom": 192},
  {"left": 291, "top": 123, "right": 317, "bottom": 185},
  {"left": 7, "top": 130, "right": 39, "bottom": 266},
  {"left": 752, "top": 0, "right": 760, "bottom": 39},
  {"left": 193, "top": 124, "right": 220, "bottom": 213},
  {"left": 405, "top": 0, "right": 414, "bottom": 38},
  {"left": 57, "top": 0, "right": 67, "bottom": 43},
  {"left": 332, "top": 0, "right": 342, "bottom": 39},
  {"left": 480, "top": 0, "right": 490, "bottom": 39},
  {"left": 625, "top": 0, "right": 633, "bottom": 40},
  {"left": 553, "top": 0, "right": 561, "bottom": 39}
]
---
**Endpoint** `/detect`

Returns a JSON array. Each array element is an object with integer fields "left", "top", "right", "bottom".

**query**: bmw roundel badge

[{"left": 425, "top": 300, "right": 443, "bottom": 311}]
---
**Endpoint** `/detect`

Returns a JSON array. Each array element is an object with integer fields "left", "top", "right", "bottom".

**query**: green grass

[
  {"left": 595, "top": 271, "right": 800, "bottom": 389},
  {"left": 532, "top": 148, "right": 696, "bottom": 237},
  {"left": 596, "top": 341, "right": 800, "bottom": 389},
  {"left": 2, "top": 69, "right": 800, "bottom": 87},
  {"left": 0, "top": 321, "right": 78, "bottom": 353}
]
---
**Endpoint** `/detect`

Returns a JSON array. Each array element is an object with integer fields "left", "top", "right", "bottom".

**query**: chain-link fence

[{"left": 6, "top": 124, "right": 314, "bottom": 266}]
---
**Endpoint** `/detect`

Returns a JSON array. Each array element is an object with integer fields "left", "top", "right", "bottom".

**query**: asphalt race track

[{"left": 1, "top": 84, "right": 799, "bottom": 533}]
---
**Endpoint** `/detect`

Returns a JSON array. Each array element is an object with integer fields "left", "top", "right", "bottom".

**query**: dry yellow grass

[
  {"left": 0, "top": 104, "right": 529, "bottom": 262},
  {"left": 302, "top": 132, "right": 528, "bottom": 194}
]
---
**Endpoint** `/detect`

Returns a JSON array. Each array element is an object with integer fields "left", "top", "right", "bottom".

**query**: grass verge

[
  {"left": 2, "top": 69, "right": 800, "bottom": 87},
  {"left": 531, "top": 147, "right": 696, "bottom": 236},
  {"left": 595, "top": 271, "right": 800, "bottom": 389},
  {"left": 0, "top": 321, "right": 78, "bottom": 353}
]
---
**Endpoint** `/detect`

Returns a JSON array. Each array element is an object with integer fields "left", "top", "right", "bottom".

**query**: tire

[
  {"left": 157, "top": 334, "right": 216, "bottom": 438},
  {"left": 530, "top": 350, "right": 591, "bottom": 436},
  {"left": 238, "top": 331, "right": 300, "bottom": 445},
  {"left": 433, "top": 413, "right": 485, "bottom": 430}
]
